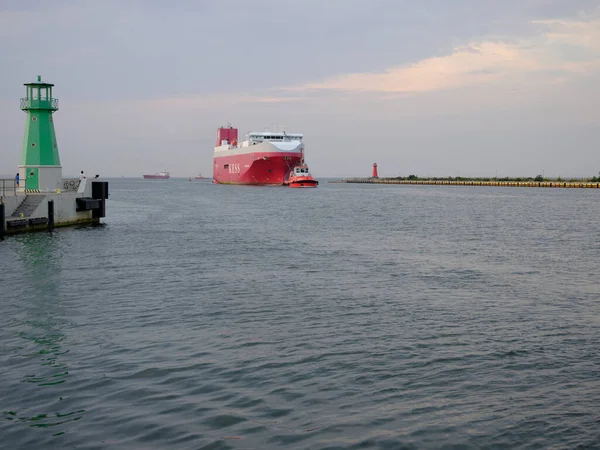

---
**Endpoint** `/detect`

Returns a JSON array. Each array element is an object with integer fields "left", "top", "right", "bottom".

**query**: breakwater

[{"left": 331, "top": 178, "right": 600, "bottom": 189}]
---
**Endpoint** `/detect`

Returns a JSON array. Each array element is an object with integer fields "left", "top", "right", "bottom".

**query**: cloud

[
  {"left": 534, "top": 16, "right": 600, "bottom": 50},
  {"left": 137, "top": 93, "right": 305, "bottom": 117},
  {"left": 283, "top": 12, "right": 600, "bottom": 95},
  {"left": 136, "top": 11, "right": 600, "bottom": 115},
  {"left": 116, "top": 9, "right": 600, "bottom": 128}
]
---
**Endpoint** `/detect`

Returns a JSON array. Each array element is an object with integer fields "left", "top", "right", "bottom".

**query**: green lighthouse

[{"left": 19, "top": 76, "right": 62, "bottom": 192}]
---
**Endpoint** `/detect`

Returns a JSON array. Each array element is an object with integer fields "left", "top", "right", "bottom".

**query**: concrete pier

[{"left": 0, "top": 178, "right": 108, "bottom": 235}]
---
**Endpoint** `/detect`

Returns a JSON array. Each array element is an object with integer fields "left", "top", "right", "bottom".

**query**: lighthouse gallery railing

[{"left": 20, "top": 98, "right": 59, "bottom": 110}]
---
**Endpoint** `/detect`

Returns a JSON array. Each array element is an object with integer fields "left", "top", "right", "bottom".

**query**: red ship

[{"left": 213, "top": 125, "right": 306, "bottom": 185}]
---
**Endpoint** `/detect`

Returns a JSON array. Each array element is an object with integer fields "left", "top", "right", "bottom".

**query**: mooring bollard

[
  {"left": 48, "top": 199, "right": 54, "bottom": 231},
  {"left": 0, "top": 203, "right": 5, "bottom": 241}
]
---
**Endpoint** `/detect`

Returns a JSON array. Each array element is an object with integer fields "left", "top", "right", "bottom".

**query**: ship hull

[
  {"left": 213, "top": 142, "right": 303, "bottom": 185},
  {"left": 288, "top": 179, "right": 319, "bottom": 188},
  {"left": 143, "top": 175, "right": 170, "bottom": 179}
]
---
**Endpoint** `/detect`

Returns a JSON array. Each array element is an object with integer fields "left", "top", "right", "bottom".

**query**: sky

[{"left": 0, "top": 0, "right": 599, "bottom": 178}]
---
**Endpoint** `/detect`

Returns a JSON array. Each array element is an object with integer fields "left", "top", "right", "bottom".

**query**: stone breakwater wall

[{"left": 330, "top": 178, "right": 600, "bottom": 189}]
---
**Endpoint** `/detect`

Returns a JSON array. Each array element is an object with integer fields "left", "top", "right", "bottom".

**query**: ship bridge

[{"left": 247, "top": 132, "right": 303, "bottom": 144}]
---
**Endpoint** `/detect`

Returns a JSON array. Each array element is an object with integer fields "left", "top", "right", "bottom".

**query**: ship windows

[
  {"left": 248, "top": 134, "right": 302, "bottom": 142},
  {"left": 224, "top": 164, "right": 229, "bottom": 169}
]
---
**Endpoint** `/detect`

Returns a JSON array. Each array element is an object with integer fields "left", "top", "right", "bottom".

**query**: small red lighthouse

[{"left": 372, "top": 163, "right": 378, "bottom": 178}]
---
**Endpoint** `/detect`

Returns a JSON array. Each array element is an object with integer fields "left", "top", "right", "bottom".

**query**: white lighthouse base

[{"left": 18, "top": 165, "right": 63, "bottom": 193}]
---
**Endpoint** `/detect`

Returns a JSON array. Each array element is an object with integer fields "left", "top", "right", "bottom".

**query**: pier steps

[{"left": 11, "top": 195, "right": 46, "bottom": 218}]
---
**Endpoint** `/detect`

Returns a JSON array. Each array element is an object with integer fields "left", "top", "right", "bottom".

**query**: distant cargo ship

[
  {"left": 143, "top": 171, "right": 170, "bottom": 179},
  {"left": 213, "top": 125, "right": 305, "bottom": 185}
]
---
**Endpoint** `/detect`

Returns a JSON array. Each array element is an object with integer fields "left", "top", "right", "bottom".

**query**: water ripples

[{"left": 1, "top": 180, "right": 600, "bottom": 448}]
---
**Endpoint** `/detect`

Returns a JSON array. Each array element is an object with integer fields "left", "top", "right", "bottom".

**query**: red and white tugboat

[{"left": 284, "top": 164, "right": 318, "bottom": 188}]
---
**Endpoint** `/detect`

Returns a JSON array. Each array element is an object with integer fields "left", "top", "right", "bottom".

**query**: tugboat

[
  {"left": 194, "top": 172, "right": 207, "bottom": 180},
  {"left": 284, "top": 164, "right": 318, "bottom": 188}
]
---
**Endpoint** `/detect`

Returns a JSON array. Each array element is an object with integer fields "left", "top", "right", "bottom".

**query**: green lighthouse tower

[{"left": 19, "top": 76, "right": 62, "bottom": 192}]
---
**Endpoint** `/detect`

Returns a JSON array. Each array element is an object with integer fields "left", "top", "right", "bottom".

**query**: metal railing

[
  {"left": 1, "top": 179, "right": 18, "bottom": 197},
  {"left": 20, "top": 98, "right": 59, "bottom": 110}
]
